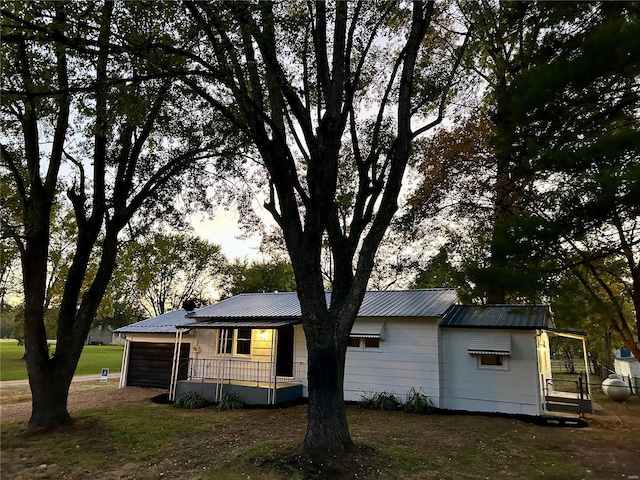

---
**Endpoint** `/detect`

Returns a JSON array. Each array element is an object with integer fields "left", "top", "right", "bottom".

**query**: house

[
  {"left": 115, "top": 290, "right": 592, "bottom": 418},
  {"left": 85, "top": 324, "right": 116, "bottom": 345}
]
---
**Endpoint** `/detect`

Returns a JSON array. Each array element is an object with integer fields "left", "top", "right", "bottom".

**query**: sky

[{"left": 190, "top": 204, "right": 267, "bottom": 262}]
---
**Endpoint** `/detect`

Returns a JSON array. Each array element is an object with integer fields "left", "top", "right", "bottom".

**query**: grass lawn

[
  {"left": 0, "top": 340, "right": 123, "bottom": 381},
  {"left": 1, "top": 391, "right": 639, "bottom": 480}
]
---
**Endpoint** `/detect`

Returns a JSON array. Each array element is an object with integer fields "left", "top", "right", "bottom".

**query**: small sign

[{"left": 100, "top": 368, "right": 109, "bottom": 382}]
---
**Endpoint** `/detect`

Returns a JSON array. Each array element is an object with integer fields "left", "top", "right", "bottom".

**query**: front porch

[
  {"left": 544, "top": 374, "right": 593, "bottom": 419},
  {"left": 174, "top": 357, "right": 305, "bottom": 405},
  {"left": 537, "top": 330, "right": 593, "bottom": 418}
]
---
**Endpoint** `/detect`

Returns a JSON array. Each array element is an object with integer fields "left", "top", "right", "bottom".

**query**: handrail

[{"left": 187, "top": 357, "right": 304, "bottom": 385}]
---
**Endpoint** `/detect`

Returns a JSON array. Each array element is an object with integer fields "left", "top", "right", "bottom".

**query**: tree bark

[
  {"left": 299, "top": 322, "right": 352, "bottom": 457},
  {"left": 27, "top": 356, "right": 76, "bottom": 429}
]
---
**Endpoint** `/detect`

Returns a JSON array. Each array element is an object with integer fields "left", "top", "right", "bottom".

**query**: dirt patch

[{"left": 0, "top": 384, "right": 164, "bottom": 424}]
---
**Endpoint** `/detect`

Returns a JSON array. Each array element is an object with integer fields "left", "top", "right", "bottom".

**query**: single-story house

[
  {"left": 115, "top": 289, "right": 592, "bottom": 418},
  {"left": 85, "top": 324, "right": 116, "bottom": 345}
]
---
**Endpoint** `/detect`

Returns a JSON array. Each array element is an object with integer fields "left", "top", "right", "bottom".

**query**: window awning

[
  {"left": 180, "top": 319, "right": 299, "bottom": 329},
  {"left": 350, "top": 321, "right": 385, "bottom": 340},
  {"left": 467, "top": 333, "right": 511, "bottom": 356}
]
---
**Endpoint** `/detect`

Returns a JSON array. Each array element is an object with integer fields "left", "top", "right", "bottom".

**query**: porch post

[
  {"left": 119, "top": 338, "right": 130, "bottom": 388},
  {"left": 169, "top": 328, "right": 184, "bottom": 401},
  {"left": 215, "top": 329, "right": 228, "bottom": 402},
  {"left": 270, "top": 328, "right": 277, "bottom": 404},
  {"left": 581, "top": 336, "right": 591, "bottom": 397}
]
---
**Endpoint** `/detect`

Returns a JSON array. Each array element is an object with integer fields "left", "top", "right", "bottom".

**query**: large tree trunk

[
  {"left": 299, "top": 319, "right": 352, "bottom": 457},
  {"left": 27, "top": 360, "right": 75, "bottom": 429}
]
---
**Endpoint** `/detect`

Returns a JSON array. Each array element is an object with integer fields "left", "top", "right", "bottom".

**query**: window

[
  {"left": 475, "top": 354, "right": 509, "bottom": 371},
  {"left": 348, "top": 337, "right": 381, "bottom": 350},
  {"left": 480, "top": 354, "right": 503, "bottom": 366},
  {"left": 235, "top": 328, "right": 252, "bottom": 355},
  {"left": 216, "top": 329, "right": 233, "bottom": 355},
  {"left": 364, "top": 338, "right": 380, "bottom": 349},
  {"left": 216, "top": 328, "right": 252, "bottom": 356}
]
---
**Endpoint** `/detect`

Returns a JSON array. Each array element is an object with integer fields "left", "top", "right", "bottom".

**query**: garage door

[{"left": 127, "top": 342, "right": 190, "bottom": 389}]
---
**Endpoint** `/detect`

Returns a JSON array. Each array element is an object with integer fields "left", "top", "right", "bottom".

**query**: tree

[
  {"left": 116, "top": 232, "right": 227, "bottom": 316},
  {"left": 403, "top": 3, "right": 573, "bottom": 304},
  {"left": 169, "top": 1, "right": 468, "bottom": 456},
  {"left": 404, "top": 2, "right": 640, "bottom": 359},
  {"left": 507, "top": 2, "right": 640, "bottom": 360},
  {"left": 0, "top": 2, "right": 236, "bottom": 429},
  {"left": 411, "top": 246, "right": 473, "bottom": 301},
  {"left": 226, "top": 258, "right": 296, "bottom": 296}
]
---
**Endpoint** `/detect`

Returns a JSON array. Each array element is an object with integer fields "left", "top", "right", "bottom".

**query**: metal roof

[
  {"left": 188, "top": 289, "right": 458, "bottom": 321},
  {"left": 358, "top": 289, "right": 458, "bottom": 317},
  {"left": 440, "top": 305, "right": 551, "bottom": 330},
  {"left": 185, "top": 319, "right": 300, "bottom": 329},
  {"left": 114, "top": 309, "right": 193, "bottom": 334}
]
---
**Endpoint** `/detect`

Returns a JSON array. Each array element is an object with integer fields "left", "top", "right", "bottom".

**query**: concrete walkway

[{"left": 1, "top": 372, "right": 121, "bottom": 387}]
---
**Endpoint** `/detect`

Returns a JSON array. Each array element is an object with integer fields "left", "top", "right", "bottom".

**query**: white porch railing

[{"left": 186, "top": 357, "right": 305, "bottom": 386}]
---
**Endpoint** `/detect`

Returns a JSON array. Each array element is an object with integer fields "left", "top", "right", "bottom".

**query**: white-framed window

[
  {"left": 216, "top": 328, "right": 252, "bottom": 356},
  {"left": 476, "top": 354, "right": 509, "bottom": 371},
  {"left": 347, "top": 337, "right": 381, "bottom": 350}
]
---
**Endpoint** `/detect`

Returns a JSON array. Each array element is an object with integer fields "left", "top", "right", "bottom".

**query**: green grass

[
  {"left": 1, "top": 400, "right": 639, "bottom": 480},
  {"left": 0, "top": 341, "right": 123, "bottom": 381}
]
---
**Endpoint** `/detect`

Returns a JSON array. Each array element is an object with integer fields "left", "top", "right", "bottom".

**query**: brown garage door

[{"left": 127, "top": 342, "right": 190, "bottom": 389}]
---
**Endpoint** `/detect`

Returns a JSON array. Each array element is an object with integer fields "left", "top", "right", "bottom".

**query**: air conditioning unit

[{"left": 192, "top": 345, "right": 201, "bottom": 353}]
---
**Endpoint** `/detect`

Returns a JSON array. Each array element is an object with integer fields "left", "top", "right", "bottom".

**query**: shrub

[
  {"left": 404, "top": 387, "right": 434, "bottom": 414},
  {"left": 174, "top": 390, "right": 210, "bottom": 409},
  {"left": 360, "top": 390, "right": 401, "bottom": 411},
  {"left": 217, "top": 391, "right": 245, "bottom": 411}
]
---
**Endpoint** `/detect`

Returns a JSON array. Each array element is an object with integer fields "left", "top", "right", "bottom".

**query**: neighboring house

[
  {"left": 85, "top": 324, "right": 116, "bottom": 345},
  {"left": 116, "top": 290, "right": 592, "bottom": 419},
  {"left": 614, "top": 349, "right": 640, "bottom": 394}
]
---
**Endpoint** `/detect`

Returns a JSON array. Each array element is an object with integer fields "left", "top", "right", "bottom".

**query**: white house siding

[
  {"left": 440, "top": 328, "right": 542, "bottom": 416},
  {"left": 292, "top": 318, "right": 441, "bottom": 405},
  {"left": 614, "top": 357, "right": 640, "bottom": 380},
  {"left": 193, "top": 328, "right": 273, "bottom": 359},
  {"left": 344, "top": 317, "right": 441, "bottom": 404},
  {"left": 191, "top": 328, "right": 275, "bottom": 382}
]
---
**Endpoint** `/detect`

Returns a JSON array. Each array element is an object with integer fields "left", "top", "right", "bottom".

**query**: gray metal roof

[
  {"left": 114, "top": 309, "right": 192, "bottom": 334},
  {"left": 439, "top": 305, "right": 551, "bottom": 330},
  {"left": 189, "top": 289, "right": 458, "bottom": 321},
  {"left": 185, "top": 319, "right": 300, "bottom": 329},
  {"left": 358, "top": 289, "right": 458, "bottom": 317}
]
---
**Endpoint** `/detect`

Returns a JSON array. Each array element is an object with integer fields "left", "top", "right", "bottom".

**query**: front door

[{"left": 276, "top": 325, "right": 294, "bottom": 377}]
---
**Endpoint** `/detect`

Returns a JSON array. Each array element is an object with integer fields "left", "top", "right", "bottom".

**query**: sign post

[{"left": 100, "top": 368, "right": 109, "bottom": 382}]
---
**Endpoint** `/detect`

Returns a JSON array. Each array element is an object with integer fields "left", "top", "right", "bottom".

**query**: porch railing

[
  {"left": 544, "top": 372, "right": 592, "bottom": 416},
  {"left": 187, "top": 357, "right": 305, "bottom": 386},
  {"left": 546, "top": 372, "right": 591, "bottom": 399}
]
